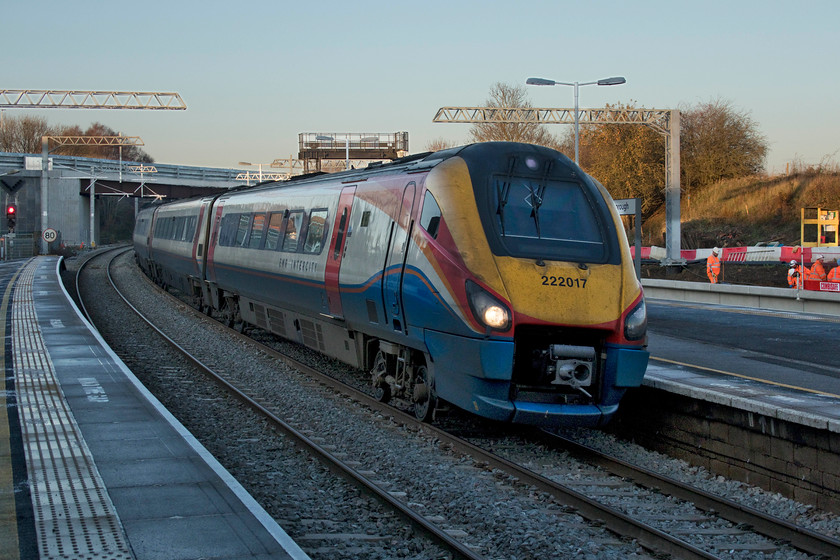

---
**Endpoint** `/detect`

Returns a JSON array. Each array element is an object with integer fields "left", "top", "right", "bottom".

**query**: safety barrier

[
  {"left": 641, "top": 278, "right": 840, "bottom": 316},
  {"left": 635, "top": 245, "right": 840, "bottom": 265}
]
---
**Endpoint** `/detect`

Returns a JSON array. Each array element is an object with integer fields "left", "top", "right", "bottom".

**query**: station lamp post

[{"left": 526, "top": 76, "right": 626, "bottom": 165}]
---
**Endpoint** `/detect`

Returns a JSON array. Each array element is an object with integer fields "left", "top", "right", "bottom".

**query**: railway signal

[{"left": 6, "top": 204, "right": 16, "bottom": 232}]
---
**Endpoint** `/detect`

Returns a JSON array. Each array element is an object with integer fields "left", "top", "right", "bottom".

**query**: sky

[{"left": 3, "top": 0, "right": 838, "bottom": 175}]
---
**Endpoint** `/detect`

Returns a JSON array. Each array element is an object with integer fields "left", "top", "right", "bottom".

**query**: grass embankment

[
  {"left": 638, "top": 168, "right": 840, "bottom": 288},
  {"left": 642, "top": 169, "right": 840, "bottom": 249}
]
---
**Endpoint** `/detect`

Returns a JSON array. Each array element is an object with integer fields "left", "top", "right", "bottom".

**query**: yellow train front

[{"left": 397, "top": 142, "right": 648, "bottom": 427}]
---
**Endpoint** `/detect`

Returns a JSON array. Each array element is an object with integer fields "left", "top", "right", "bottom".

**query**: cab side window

[{"left": 419, "top": 190, "right": 442, "bottom": 239}]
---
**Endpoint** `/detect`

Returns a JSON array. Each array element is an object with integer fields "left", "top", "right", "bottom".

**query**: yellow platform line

[{"left": 650, "top": 356, "right": 840, "bottom": 399}]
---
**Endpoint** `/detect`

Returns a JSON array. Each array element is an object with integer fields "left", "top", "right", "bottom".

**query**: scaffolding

[{"left": 801, "top": 207, "right": 839, "bottom": 247}]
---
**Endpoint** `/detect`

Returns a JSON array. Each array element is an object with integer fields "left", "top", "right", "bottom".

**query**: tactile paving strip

[{"left": 13, "top": 261, "right": 133, "bottom": 559}]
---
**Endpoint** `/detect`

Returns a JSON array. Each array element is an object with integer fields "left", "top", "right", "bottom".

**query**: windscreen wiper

[
  {"left": 496, "top": 181, "right": 511, "bottom": 236},
  {"left": 529, "top": 183, "right": 546, "bottom": 238}
]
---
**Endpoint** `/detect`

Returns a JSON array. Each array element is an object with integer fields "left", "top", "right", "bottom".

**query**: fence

[{"left": 1, "top": 234, "right": 39, "bottom": 260}]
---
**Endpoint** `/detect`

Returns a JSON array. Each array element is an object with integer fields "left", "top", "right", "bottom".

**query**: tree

[
  {"left": 567, "top": 103, "right": 666, "bottom": 217},
  {"left": 425, "top": 137, "right": 458, "bottom": 152},
  {"left": 0, "top": 115, "right": 153, "bottom": 162},
  {"left": 680, "top": 98, "right": 768, "bottom": 190},
  {"left": 469, "top": 83, "right": 559, "bottom": 148},
  {"left": 0, "top": 114, "right": 52, "bottom": 153}
]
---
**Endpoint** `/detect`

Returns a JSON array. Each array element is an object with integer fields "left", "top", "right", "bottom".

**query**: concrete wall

[
  {"left": 642, "top": 278, "right": 840, "bottom": 316},
  {"left": 611, "top": 387, "right": 840, "bottom": 512},
  {"left": 4, "top": 173, "right": 97, "bottom": 247}
]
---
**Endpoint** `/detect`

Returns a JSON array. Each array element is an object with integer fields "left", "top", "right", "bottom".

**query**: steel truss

[
  {"left": 44, "top": 136, "right": 144, "bottom": 147},
  {"left": 0, "top": 90, "right": 186, "bottom": 110}
]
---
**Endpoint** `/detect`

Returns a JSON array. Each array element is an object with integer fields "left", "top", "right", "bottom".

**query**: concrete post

[{"left": 664, "top": 110, "right": 683, "bottom": 265}]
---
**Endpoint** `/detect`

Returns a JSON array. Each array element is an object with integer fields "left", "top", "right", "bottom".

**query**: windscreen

[{"left": 492, "top": 176, "right": 608, "bottom": 262}]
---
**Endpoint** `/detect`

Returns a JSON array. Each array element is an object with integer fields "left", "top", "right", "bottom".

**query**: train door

[
  {"left": 382, "top": 183, "right": 416, "bottom": 333},
  {"left": 205, "top": 203, "right": 225, "bottom": 283},
  {"left": 325, "top": 186, "right": 356, "bottom": 318},
  {"left": 192, "top": 200, "right": 210, "bottom": 279}
]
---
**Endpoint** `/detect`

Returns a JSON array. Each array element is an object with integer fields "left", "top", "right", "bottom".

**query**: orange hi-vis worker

[
  {"left": 706, "top": 247, "right": 722, "bottom": 284},
  {"left": 828, "top": 261, "right": 840, "bottom": 282},
  {"left": 806, "top": 254, "right": 827, "bottom": 281},
  {"left": 787, "top": 260, "right": 803, "bottom": 288}
]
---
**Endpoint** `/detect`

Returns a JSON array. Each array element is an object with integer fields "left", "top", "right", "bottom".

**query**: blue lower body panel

[
  {"left": 424, "top": 330, "right": 649, "bottom": 427},
  {"left": 512, "top": 402, "right": 620, "bottom": 428}
]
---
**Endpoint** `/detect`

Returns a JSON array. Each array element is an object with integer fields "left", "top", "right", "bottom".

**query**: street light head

[
  {"left": 315, "top": 135, "right": 334, "bottom": 141},
  {"left": 526, "top": 77, "right": 556, "bottom": 86},
  {"left": 597, "top": 76, "right": 626, "bottom": 86}
]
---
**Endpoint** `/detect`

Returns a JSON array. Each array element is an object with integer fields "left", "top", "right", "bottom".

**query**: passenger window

[
  {"left": 264, "top": 212, "right": 284, "bottom": 250},
  {"left": 303, "top": 209, "right": 328, "bottom": 254},
  {"left": 182, "top": 216, "right": 196, "bottom": 242},
  {"left": 248, "top": 213, "right": 267, "bottom": 248},
  {"left": 235, "top": 214, "right": 251, "bottom": 246},
  {"left": 175, "top": 217, "right": 185, "bottom": 241},
  {"left": 282, "top": 210, "right": 304, "bottom": 252},
  {"left": 419, "top": 190, "right": 442, "bottom": 239},
  {"left": 218, "top": 213, "right": 237, "bottom": 246},
  {"left": 360, "top": 210, "right": 371, "bottom": 227}
]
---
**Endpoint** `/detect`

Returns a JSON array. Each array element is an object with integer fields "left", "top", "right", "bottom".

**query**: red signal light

[{"left": 5, "top": 204, "right": 16, "bottom": 233}]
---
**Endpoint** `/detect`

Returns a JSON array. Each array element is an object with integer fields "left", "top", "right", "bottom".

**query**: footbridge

[{"left": 0, "top": 152, "right": 243, "bottom": 251}]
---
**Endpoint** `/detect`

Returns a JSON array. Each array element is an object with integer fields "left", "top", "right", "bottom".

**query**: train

[{"left": 133, "top": 142, "right": 649, "bottom": 427}]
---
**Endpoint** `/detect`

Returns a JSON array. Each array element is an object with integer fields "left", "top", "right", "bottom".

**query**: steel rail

[
  {"left": 538, "top": 430, "right": 840, "bottom": 559},
  {"left": 243, "top": 350, "right": 718, "bottom": 558},
  {"left": 132, "top": 282, "right": 718, "bottom": 559},
  {"left": 95, "top": 249, "right": 484, "bottom": 560},
  {"left": 72, "top": 245, "right": 128, "bottom": 326}
]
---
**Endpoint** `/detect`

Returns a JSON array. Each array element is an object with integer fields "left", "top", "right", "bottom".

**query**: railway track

[
  {"left": 76, "top": 248, "right": 472, "bottom": 560},
  {"left": 72, "top": 247, "right": 840, "bottom": 559}
]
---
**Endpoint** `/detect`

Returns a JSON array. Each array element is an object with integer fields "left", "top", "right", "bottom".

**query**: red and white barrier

[
  {"left": 632, "top": 245, "right": 840, "bottom": 292},
  {"left": 633, "top": 245, "right": 840, "bottom": 266}
]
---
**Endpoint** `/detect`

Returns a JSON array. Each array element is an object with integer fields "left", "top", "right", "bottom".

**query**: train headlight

[
  {"left": 466, "top": 280, "right": 511, "bottom": 331},
  {"left": 624, "top": 299, "right": 647, "bottom": 341}
]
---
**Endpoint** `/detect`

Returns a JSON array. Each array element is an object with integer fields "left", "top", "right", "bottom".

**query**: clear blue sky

[{"left": 3, "top": 0, "right": 837, "bottom": 174}]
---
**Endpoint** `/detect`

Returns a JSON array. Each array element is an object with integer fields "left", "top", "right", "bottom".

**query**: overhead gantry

[{"left": 432, "top": 106, "right": 684, "bottom": 265}]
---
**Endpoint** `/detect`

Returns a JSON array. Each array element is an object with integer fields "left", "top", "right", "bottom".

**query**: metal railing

[
  {"left": 0, "top": 152, "right": 243, "bottom": 186},
  {"left": 1, "top": 234, "right": 38, "bottom": 260},
  {"left": 298, "top": 132, "right": 409, "bottom": 153}
]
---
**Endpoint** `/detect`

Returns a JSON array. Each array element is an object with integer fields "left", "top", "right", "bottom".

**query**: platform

[{"left": 1, "top": 256, "right": 310, "bottom": 560}]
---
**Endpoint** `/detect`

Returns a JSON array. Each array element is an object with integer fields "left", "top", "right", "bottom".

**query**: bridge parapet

[{"left": 0, "top": 152, "right": 243, "bottom": 190}]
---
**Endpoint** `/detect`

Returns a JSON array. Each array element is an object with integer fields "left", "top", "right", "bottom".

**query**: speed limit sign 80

[{"left": 42, "top": 228, "right": 58, "bottom": 243}]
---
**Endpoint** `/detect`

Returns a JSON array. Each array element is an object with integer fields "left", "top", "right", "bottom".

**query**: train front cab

[{"left": 410, "top": 143, "right": 649, "bottom": 428}]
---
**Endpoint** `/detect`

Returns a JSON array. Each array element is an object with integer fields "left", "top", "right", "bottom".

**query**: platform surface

[{"left": 1, "top": 256, "right": 309, "bottom": 560}]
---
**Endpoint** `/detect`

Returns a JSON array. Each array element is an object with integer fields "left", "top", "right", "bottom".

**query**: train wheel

[
  {"left": 371, "top": 352, "right": 391, "bottom": 403},
  {"left": 412, "top": 365, "right": 435, "bottom": 422}
]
